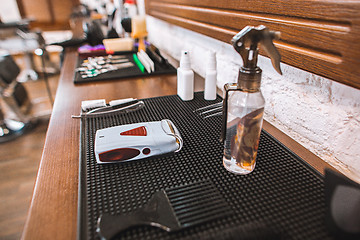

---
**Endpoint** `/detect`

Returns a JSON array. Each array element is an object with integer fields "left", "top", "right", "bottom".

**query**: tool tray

[
  {"left": 78, "top": 92, "right": 333, "bottom": 239},
  {"left": 73, "top": 52, "right": 176, "bottom": 84}
]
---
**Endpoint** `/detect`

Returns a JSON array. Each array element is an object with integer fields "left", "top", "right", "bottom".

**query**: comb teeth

[
  {"left": 97, "top": 180, "right": 232, "bottom": 239},
  {"left": 165, "top": 180, "right": 232, "bottom": 227}
]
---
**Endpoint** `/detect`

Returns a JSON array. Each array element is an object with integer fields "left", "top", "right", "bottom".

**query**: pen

[{"left": 133, "top": 54, "right": 145, "bottom": 73}]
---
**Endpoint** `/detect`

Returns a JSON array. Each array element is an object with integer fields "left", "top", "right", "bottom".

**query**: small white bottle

[
  {"left": 124, "top": 0, "right": 138, "bottom": 18},
  {"left": 204, "top": 51, "right": 217, "bottom": 100},
  {"left": 177, "top": 50, "right": 194, "bottom": 101}
]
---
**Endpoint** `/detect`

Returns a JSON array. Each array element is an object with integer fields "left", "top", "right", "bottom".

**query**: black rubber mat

[{"left": 78, "top": 92, "right": 333, "bottom": 240}]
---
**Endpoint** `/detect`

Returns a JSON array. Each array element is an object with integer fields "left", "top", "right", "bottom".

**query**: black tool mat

[
  {"left": 78, "top": 92, "right": 333, "bottom": 240},
  {"left": 74, "top": 53, "right": 176, "bottom": 84}
]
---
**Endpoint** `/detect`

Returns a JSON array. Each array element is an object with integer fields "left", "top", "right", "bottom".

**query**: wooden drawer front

[{"left": 146, "top": 0, "right": 360, "bottom": 89}]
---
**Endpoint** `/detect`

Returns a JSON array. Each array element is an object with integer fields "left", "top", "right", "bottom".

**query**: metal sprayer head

[{"left": 231, "top": 25, "right": 282, "bottom": 91}]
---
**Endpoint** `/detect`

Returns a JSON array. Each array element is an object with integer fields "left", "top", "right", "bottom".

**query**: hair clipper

[{"left": 94, "top": 119, "right": 183, "bottom": 164}]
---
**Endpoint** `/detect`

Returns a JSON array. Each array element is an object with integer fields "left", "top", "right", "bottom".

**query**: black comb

[{"left": 97, "top": 180, "right": 232, "bottom": 239}]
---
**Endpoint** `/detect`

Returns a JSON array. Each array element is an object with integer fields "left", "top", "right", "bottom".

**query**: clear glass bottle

[
  {"left": 223, "top": 90, "right": 265, "bottom": 174},
  {"left": 221, "top": 25, "right": 282, "bottom": 175}
]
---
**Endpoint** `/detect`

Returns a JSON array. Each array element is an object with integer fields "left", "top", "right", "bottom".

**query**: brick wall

[{"left": 146, "top": 16, "right": 360, "bottom": 180}]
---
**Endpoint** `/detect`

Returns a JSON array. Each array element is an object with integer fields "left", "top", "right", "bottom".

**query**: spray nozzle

[{"left": 231, "top": 25, "right": 282, "bottom": 75}]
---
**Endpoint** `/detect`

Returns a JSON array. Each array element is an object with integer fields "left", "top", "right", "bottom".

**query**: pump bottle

[
  {"left": 221, "top": 25, "right": 282, "bottom": 175},
  {"left": 204, "top": 51, "right": 217, "bottom": 100},
  {"left": 177, "top": 50, "right": 194, "bottom": 101},
  {"left": 124, "top": 0, "right": 138, "bottom": 18}
]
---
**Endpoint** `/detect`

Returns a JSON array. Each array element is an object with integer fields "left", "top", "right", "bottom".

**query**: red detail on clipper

[
  {"left": 120, "top": 126, "right": 147, "bottom": 136},
  {"left": 99, "top": 148, "right": 140, "bottom": 162}
]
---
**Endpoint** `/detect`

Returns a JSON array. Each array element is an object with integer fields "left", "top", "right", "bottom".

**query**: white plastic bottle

[
  {"left": 177, "top": 50, "right": 194, "bottom": 101},
  {"left": 204, "top": 51, "right": 217, "bottom": 100},
  {"left": 124, "top": 0, "right": 138, "bottom": 18}
]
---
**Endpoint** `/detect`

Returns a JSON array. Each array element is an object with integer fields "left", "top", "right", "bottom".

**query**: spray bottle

[
  {"left": 221, "top": 25, "right": 282, "bottom": 175},
  {"left": 204, "top": 51, "right": 217, "bottom": 101},
  {"left": 177, "top": 50, "right": 194, "bottom": 101}
]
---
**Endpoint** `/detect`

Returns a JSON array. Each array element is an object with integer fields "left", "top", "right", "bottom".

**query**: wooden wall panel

[
  {"left": 20, "top": 0, "right": 52, "bottom": 22},
  {"left": 145, "top": 0, "right": 360, "bottom": 89},
  {"left": 17, "top": 0, "right": 80, "bottom": 30}
]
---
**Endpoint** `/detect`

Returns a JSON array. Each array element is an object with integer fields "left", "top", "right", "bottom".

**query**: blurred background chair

[
  {"left": 0, "top": 19, "right": 59, "bottom": 82},
  {"left": 0, "top": 51, "right": 36, "bottom": 143}
]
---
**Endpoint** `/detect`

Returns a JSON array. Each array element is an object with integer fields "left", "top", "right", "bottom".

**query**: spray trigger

[{"left": 231, "top": 25, "right": 282, "bottom": 75}]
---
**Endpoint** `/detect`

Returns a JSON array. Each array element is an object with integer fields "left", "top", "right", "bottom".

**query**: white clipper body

[{"left": 94, "top": 119, "right": 183, "bottom": 164}]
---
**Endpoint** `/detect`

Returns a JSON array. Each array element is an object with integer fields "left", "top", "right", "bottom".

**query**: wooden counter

[{"left": 21, "top": 50, "right": 336, "bottom": 240}]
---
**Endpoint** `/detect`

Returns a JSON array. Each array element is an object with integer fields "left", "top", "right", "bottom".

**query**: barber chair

[
  {"left": 0, "top": 52, "right": 35, "bottom": 143},
  {"left": 0, "top": 19, "right": 59, "bottom": 82}
]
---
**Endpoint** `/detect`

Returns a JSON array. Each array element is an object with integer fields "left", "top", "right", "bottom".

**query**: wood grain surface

[
  {"left": 0, "top": 54, "right": 58, "bottom": 240},
  {"left": 0, "top": 119, "right": 49, "bottom": 240},
  {"left": 21, "top": 49, "right": 335, "bottom": 239},
  {"left": 145, "top": 0, "right": 360, "bottom": 89},
  {"left": 17, "top": 0, "right": 80, "bottom": 30}
]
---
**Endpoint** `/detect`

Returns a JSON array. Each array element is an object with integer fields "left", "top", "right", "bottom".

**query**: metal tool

[
  {"left": 194, "top": 101, "right": 223, "bottom": 119},
  {"left": 94, "top": 119, "right": 182, "bottom": 164},
  {"left": 87, "top": 99, "right": 144, "bottom": 115},
  {"left": 71, "top": 99, "right": 144, "bottom": 118},
  {"left": 77, "top": 55, "right": 134, "bottom": 78},
  {"left": 97, "top": 180, "right": 232, "bottom": 239}
]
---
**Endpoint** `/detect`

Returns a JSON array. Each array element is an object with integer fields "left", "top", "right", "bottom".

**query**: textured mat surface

[{"left": 78, "top": 92, "right": 333, "bottom": 240}]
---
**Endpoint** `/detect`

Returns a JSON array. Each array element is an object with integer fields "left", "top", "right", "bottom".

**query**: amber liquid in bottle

[{"left": 223, "top": 91, "right": 265, "bottom": 175}]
